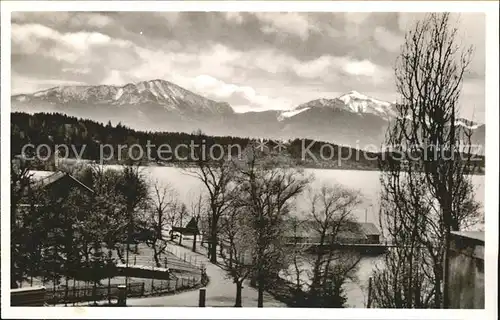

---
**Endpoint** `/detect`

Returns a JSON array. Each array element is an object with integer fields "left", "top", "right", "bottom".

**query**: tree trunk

[
  {"left": 407, "top": 247, "right": 414, "bottom": 308},
  {"left": 11, "top": 278, "right": 19, "bottom": 289},
  {"left": 434, "top": 267, "right": 442, "bottom": 308},
  {"left": 250, "top": 273, "right": 257, "bottom": 287},
  {"left": 257, "top": 269, "right": 264, "bottom": 308},
  {"left": 53, "top": 279, "right": 57, "bottom": 306},
  {"left": 192, "top": 234, "right": 197, "bottom": 252},
  {"left": 73, "top": 278, "right": 76, "bottom": 306},
  {"left": 310, "top": 232, "right": 327, "bottom": 296},
  {"left": 208, "top": 215, "right": 218, "bottom": 263},
  {"left": 257, "top": 280, "right": 264, "bottom": 308},
  {"left": 442, "top": 221, "right": 451, "bottom": 308},
  {"left": 93, "top": 281, "right": 97, "bottom": 305},
  {"left": 235, "top": 281, "right": 243, "bottom": 307},
  {"left": 65, "top": 277, "right": 69, "bottom": 306},
  {"left": 153, "top": 245, "right": 161, "bottom": 267},
  {"left": 117, "top": 247, "right": 125, "bottom": 264},
  {"left": 108, "top": 277, "right": 111, "bottom": 305},
  {"left": 209, "top": 234, "right": 217, "bottom": 264}
]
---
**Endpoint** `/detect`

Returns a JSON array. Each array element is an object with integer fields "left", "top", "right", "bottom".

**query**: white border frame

[{"left": 1, "top": 1, "right": 498, "bottom": 319}]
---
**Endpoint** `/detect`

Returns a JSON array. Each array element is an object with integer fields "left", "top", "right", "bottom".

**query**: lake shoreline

[{"left": 87, "top": 160, "right": 485, "bottom": 176}]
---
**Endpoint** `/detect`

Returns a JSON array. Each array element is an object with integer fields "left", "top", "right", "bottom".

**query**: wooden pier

[
  {"left": 284, "top": 222, "right": 391, "bottom": 255},
  {"left": 285, "top": 242, "right": 390, "bottom": 255}
]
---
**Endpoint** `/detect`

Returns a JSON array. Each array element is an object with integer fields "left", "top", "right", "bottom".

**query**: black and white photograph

[{"left": 1, "top": 1, "right": 498, "bottom": 319}]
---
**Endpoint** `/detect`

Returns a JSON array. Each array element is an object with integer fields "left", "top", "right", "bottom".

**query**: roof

[
  {"left": 172, "top": 217, "right": 200, "bottom": 235},
  {"left": 29, "top": 170, "right": 55, "bottom": 181},
  {"left": 358, "top": 222, "right": 381, "bottom": 236},
  {"left": 11, "top": 286, "right": 46, "bottom": 293},
  {"left": 451, "top": 231, "right": 484, "bottom": 259},
  {"left": 30, "top": 171, "right": 66, "bottom": 187},
  {"left": 283, "top": 220, "right": 314, "bottom": 238},
  {"left": 29, "top": 170, "right": 94, "bottom": 194},
  {"left": 451, "top": 231, "right": 484, "bottom": 243},
  {"left": 337, "top": 230, "right": 367, "bottom": 240},
  {"left": 283, "top": 220, "right": 380, "bottom": 238},
  {"left": 185, "top": 217, "right": 199, "bottom": 232}
]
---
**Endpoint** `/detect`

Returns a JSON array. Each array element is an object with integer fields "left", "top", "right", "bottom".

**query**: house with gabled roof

[
  {"left": 17, "top": 170, "right": 94, "bottom": 213},
  {"left": 283, "top": 219, "right": 381, "bottom": 245},
  {"left": 29, "top": 170, "right": 94, "bottom": 194},
  {"left": 172, "top": 217, "right": 200, "bottom": 238}
]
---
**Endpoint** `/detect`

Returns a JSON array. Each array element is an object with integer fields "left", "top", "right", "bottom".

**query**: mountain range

[{"left": 11, "top": 79, "right": 485, "bottom": 149}]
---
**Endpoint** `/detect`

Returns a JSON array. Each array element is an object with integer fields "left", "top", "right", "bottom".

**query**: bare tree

[
  {"left": 11, "top": 158, "right": 33, "bottom": 215},
  {"left": 293, "top": 184, "right": 362, "bottom": 307},
  {"left": 166, "top": 199, "right": 181, "bottom": 241},
  {"left": 87, "top": 165, "right": 128, "bottom": 263},
  {"left": 146, "top": 181, "right": 178, "bottom": 267},
  {"left": 371, "top": 167, "right": 436, "bottom": 308},
  {"left": 373, "top": 13, "right": 481, "bottom": 308},
  {"left": 282, "top": 216, "right": 310, "bottom": 297},
  {"left": 189, "top": 193, "right": 205, "bottom": 252},
  {"left": 218, "top": 206, "right": 255, "bottom": 307},
  {"left": 182, "top": 132, "right": 235, "bottom": 263},
  {"left": 11, "top": 158, "right": 35, "bottom": 288},
  {"left": 176, "top": 203, "right": 188, "bottom": 245},
  {"left": 233, "top": 145, "right": 310, "bottom": 307},
  {"left": 115, "top": 164, "right": 150, "bottom": 289}
]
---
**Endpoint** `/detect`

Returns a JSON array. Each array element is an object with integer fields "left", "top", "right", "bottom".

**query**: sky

[{"left": 11, "top": 12, "right": 485, "bottom": 121}]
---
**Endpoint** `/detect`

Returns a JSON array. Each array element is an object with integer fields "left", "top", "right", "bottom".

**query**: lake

[
  {"left": 139, "top": 166, "right": 485, "bottom": 227},
  {"left": 112, "top": 166, "right": 486, "bottom": 307}
]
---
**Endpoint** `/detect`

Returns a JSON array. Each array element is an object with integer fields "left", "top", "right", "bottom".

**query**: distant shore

[{"left": 51, "top": 158, "right": 485, "bottom": 176}]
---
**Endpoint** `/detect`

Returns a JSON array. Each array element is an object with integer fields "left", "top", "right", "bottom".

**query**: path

[{"left": 127, "top": 241, "right": 285, "bottom": 307}]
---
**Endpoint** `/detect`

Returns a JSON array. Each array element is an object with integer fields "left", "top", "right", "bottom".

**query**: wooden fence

[
  {"left": 42, "top": 276, "right": 201, "bottom": 305},
  {"left": 11, "top": 287, "right": 47, "bottom": 306},
  {"left": 12, "top": 243, "right": 207, "bottom": 306}
]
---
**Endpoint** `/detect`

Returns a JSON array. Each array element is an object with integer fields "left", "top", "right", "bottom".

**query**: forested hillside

[
  {"left": 10, "top": 112, "right": 385, "bottom": 170},
  {"left": 10, "top": 112, "right": 484, "bottom": 172}
]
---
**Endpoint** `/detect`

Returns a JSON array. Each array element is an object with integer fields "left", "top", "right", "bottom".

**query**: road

[{"left": 126, "top": 241, "right": 285, "bottom": 307}]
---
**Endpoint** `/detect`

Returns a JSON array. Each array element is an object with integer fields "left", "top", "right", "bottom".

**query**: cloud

[
  {"left": 395, "top": 13, "right": 485, "bottom": 77},
  {"left": 62, "top": 67, "right": 91, "bottom": 75},
  {"left": 224, "top": 12, "right": 244, "bottom": 24},
  {"left": 344, "top": 13, "right": 372, "bottom": 25},
  {"left": 11, "top": 21, "right": 394, "bottom": 110},
  {"left": 129, "top": 40, "right": 388, "bottom": 86},
  {"left": 373, "top": 26, "right": 404, "bottom": 53},
  {"left": 283, "top": 54, "right": 391, "bottom": 84},
  {"left": 191, "top": 74, "right": 291, "bottom": 111},
  {"left": 292, "top": 55, "right": 335, "bottom": 79},
  {"left": 10, "top": 12, "right": 485, "bottom": 121},
  {"left": 11, "top": 23, "right": 132, "bottom": 65},
  {"left": 11, "top": 73, "right": 87, "bottom": 95},
  {"left": 96, "top": 41, "right": 393, "bottom": 111},
  {"left": 12, "top": 12, "right": 114, "bottom": 29},
  {"left": 254, "top": 13, "right": 319, "bottom": 40},
  {"left": 154, "top": 12, "right": 180, "bottom": 27},
  {"left": 343, "top": 60, "right": 378, "bottom": 76},
  {"left": 456, "top": 13, "right": 485, "bottom": 77},
  {"left": 82, "top": 13, "right": 114, "bottom": 28},
  {"left": 102, "top": 69, "right": 130, "bottom": 86}
]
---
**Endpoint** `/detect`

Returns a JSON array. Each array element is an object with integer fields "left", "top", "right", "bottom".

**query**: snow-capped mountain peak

[
  {"left": 338, "top": 90, "right": 370, "bottom": 102},
  {"left": 337, "top": 90, "right": 394, "bottom": 117},
  {"left": 278, "top": 91, "right": 397, "bottom": 121},
  {"left": 11, "top": 83, "right": 484, "bottom": 149},
  {"left": 12, "top": 79, "right": 235, "bottom": 116},
  {"left": 339, "top": 91, "right": 393, "bottom": 113}
]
